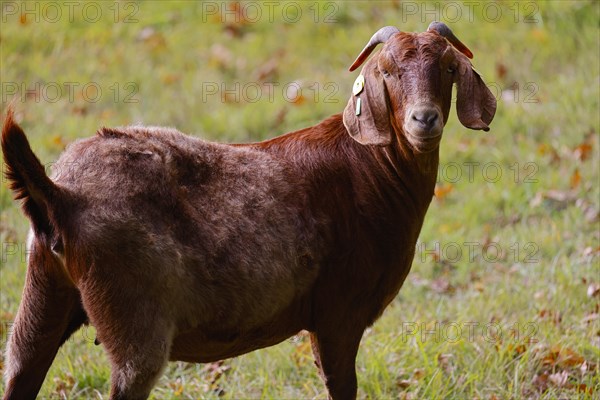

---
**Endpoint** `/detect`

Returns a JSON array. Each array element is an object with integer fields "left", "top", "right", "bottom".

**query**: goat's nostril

[{"left": 410, "top": 108, "right": 440, "bottom": 130}]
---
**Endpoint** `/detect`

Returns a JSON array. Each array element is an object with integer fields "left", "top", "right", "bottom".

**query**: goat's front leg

[
  {"left": 3, "top": 256, "right": 87, "bottom": 400},
  {"left": 310, "top": 328, "right": 364, "bottom": 400}
]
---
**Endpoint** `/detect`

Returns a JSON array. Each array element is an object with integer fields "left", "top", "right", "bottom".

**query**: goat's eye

[
  {"left": 382, "top": 69, "right": 391, "bottom": 78},
  {"left": 446, "top": 66, "right": 456, "bottom": 74}
]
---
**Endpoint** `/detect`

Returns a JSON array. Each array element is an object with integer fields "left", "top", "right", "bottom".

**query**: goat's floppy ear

[
  {"left": 455, "top": 56, "right": 497, "bottom": 131},
  {"left": 343, "top": 62, "right": 392, "bottom": 146}
]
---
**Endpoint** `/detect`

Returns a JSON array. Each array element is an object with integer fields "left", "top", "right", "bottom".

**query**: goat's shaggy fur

[{"left": 2, "top": 26, "right": 495, "bottom": 400}]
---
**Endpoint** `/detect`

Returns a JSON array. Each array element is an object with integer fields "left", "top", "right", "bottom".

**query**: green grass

[{"left": 1, "top": 0, "right": 599, "bottom": 398}]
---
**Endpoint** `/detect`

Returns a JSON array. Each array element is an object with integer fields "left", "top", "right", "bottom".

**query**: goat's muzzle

[{"left": 404, "top": 103, "right": 443, "bottom": 147}]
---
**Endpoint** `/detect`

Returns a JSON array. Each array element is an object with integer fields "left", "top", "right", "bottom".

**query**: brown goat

[{"left": 2, "top": 23, "right": 495, "bottom": 399}]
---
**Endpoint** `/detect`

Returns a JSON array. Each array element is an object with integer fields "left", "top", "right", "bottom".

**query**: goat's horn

[
  {"left": 349, "top": 26, "right": 400, "bottom": 72},
  {"left": 427, "top": 21, "right": 473, "bottom": 59}
]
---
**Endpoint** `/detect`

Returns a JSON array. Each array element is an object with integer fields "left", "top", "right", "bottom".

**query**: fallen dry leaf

[
  {"left": 530, "top": 189, "right": 578, "bottom": 210},
  {"left": 538, "top": 309, "right": 562, "bottom": 325},
  {"left": 430, "top": 278, "right": 455, "bottom": 294},
  {"left": 437, "top": 353, "right": 454, "bottom": 374},
  {"left": 587, "top": 283, "right": 600, "bottom": 298},
  {"left": 577, "top": 383, "right": 594, "bottom": 395},
  {"left": 558, "top": 347, "right": 585, "bottom": 368},
  {"left": 548, "top": 370, "right": 571, "bottom": 388},
  {"left": 570, "top": 168, "right": 581, "bottom": 189},
  {"left": 168, "top": 378, "right": 184, "bottom": 396},
  {"left": 434, "top": 183, "right": 453, "bottom": 200},
  {"left": 496, "top": 62, "right": 508, "bottom": 81},
  {"left": 573, "top": 142, "right": 593, "bottom": 161},
  {"left": 53, "top": 373, "right": 75, "bottom": 398},
  {"left": 582, "top": 313, "right": 599, "bottom": 324},
  {"left": 412, "top": 368, "right": 426, "bottom": 380},
  {"left": 532, "top": 372, "right": 549, "bottom": 392},
  {"left": 397, "top": 379, "right": 416, "bottom": 389}
]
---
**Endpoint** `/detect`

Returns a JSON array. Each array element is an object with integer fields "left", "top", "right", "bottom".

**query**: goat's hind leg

[
  {"left": 104, "top": 327, "right": 173, "bottom": 400},
  {"left": 3, "top": 264, "right": 87, "bottom": 400},
  {"left": 84, "top": 291, "right": 174, "bottom": 400}
]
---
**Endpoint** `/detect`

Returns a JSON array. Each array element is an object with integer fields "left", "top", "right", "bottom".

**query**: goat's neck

[
  {"left": 254, "top": 113, "right": 438, "bottom": 223},
  {"left": 372, "top": 134, "right": 439, "bottom": 216}
]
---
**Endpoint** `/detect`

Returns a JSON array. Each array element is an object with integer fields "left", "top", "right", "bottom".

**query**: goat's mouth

[{"left": 404, "top": 129, "right": 443, "bottom": 152}]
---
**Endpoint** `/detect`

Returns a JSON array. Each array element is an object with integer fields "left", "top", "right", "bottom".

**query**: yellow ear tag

[
  {"left": 355, "top": 98, "right": 361, "bottom": 116},
  {"left": 352, "top": 74, "right": 364, "bottom": 96}
]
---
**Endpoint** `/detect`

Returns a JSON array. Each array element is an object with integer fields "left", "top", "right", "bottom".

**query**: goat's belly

[
  {"left": 169, "top": 306, "right": 305, "bottom": 362},
  {"left": 169, "top": 328, "right": 299, "bottom": 363}
]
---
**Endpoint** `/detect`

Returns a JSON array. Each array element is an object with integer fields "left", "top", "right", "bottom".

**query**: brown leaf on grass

[
  {"left": 473, "top": 282, "right": 485, "bottom": 293},
  {"left": 209, "top": 360, "right": 230, "bottom": 381},
  {"left": 541, "top": 345, "right": 561, "bottom": 367},
  {"left": 161, "top": 74, "right": 180, "bottom": 85},
  {"left": 558, "top": 347, "right": 585, "bottom": 368},
  {"left": 577, "top": 383, "right": 594, "bottom": 395},
  {"left": 548, "top": 370, "right": 571, "bottom": 389},
  {"left": 221, "top": 2, "right": 252, "bottom": 38},
  {"left": 285, "top": 83, "right": 305, "bottom": 106},
  {"left": 50, "top": 134, "right": 66, "bottom": 151},
  {"left": 541, "top": 345, "right": 586, "bottom": 369},
  {"left": 434, "top": 183, "right": 453, "bottom": 201},
  {"left": 530, "top": 189, "right": 578, "bottom": 210},
  {"left": 210, "top": 44, "right": 234, "bottom": 69},
  {"left": 397, "top": 379, "right": 416, "bottom": 389},
  {"left": 534, "top": 290, "right": 546, "bottom": 300},
  {"left": 583, "top": 247, "right": 600, "bottom": 257},
  {"left": 573, "top": 142, "right": 593, "bottom": 161},
  {"left": 583, "top": 205, "right": 600, "bottom": 222},
  {"left": 581, "top": 312, "right": 598, "bottom": 324},
  {"left": 538, "top": 309, "right": 562, "bottom": 325},
  {"left": 437, "top": 353, "right": 454, "bottom": 374},
  {"left": 291, "top": 94, "right": 306, "bottom": 105},
  {"left": 71, "top": 105, "right": 88, "bottom": 116},
  {"left": 136, "top": 27, "right": 167, "bottom": 50},
  {"left": 430, "top": 278, "right": 455, "bottom": 294},
  {"left": 587, "top": 283, "right": 600, "bottom": 298},
  {"left": 222, "top": 2, "right": 252, "bottom": 26},
  {"left": 168, "top": 378, "right": 184, "bottom": 396},
  {"left": 580, "top": 360, "right": 598, "bottom": 375},
  {"left": 412, "top": 368, "right": 426, "bottom": 380},
  {"left": 537, "top": 143, "right": 561, "bottom": 163},
  {"left": 506, "top": 343, "right": 528, "bottom": 358},
  {"left": 53, "top": 374, "right": 75, "bottom": 398},
  {"left": 496, "top": 62, "right": 508, "bottom": 81},
  {"left": 570, "top": 168, "right": 581, "bottom": 189},
  {"left": 202, "top": 360, "right": 231, "bottom": 394},
  {"left": 532, "top": 372, "right": 549, "bottom": 392}
]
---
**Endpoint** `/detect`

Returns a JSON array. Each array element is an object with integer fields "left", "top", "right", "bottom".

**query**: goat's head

[{"left": 343, "top": 22, "right": 496, "bottom": 152}]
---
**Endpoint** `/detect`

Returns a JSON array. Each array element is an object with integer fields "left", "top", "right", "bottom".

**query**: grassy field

[{"left": 1, "top": 1, "right": 599, "bottom": 398}]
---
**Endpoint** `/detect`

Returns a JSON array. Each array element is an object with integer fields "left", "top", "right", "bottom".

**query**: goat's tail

[{"left": 2, "top": 107, "right": 64, "bottom": 235}]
